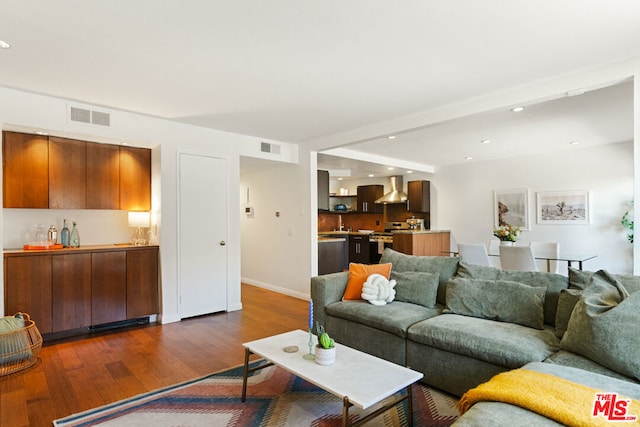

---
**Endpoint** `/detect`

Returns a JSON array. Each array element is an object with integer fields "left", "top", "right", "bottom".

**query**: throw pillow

[
  {"left": 444, "top": 278, "right": 546, "bottom": 329},
  {"left": 560, "top": 270, "right": 640, "bottom": 381},
  {"left": 554, "top": 289, "right": 582, "bottom": 338},
  {"left": 361, "top": 274, "right": 396, "bottom": 305},
  {"left": 391, "top": 270, "right": 440, "bottom": 308},
  {"left": 0, "top": 312, "right": 32, "bottom": 364},
  {"left": 569, "top": 268, "right": 640, "bottom": 293},
  {"left": 342, "top": 263, "right": 392, "bottom": 300}
]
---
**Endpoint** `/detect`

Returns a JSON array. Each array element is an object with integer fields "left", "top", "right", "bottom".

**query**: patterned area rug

[{"left": 53, "top": 362, "right": 459, "bottom": 426}]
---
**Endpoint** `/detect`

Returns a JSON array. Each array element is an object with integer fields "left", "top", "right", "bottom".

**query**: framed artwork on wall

[
  {"left": 536, "top": 190, "right": 590, "bottom": 224},
  {"left": 494, "top": 188, "right": 530, "bottom": 230}
]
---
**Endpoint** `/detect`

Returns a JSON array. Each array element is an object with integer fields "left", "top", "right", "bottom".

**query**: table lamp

[{"left": 128, "top": 211, "right": 150, "bottom": 246}]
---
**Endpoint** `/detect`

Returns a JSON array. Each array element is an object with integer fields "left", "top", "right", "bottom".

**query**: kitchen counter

[
  {"left": 4, "top": 243, "right": 159, "bottom": 256},
  {"left": 392, "top": 229, "right": 450, "bottom": 234},
  {"left": 318, "top": 237, "right": 347, "bottom": 243}
]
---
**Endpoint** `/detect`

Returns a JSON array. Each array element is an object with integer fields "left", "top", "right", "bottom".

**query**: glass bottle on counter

[
  {"left": 61, "top": 219, "right": 70, "bottom": 247},
  {"left": 70, "top": 221, "right": 80, "bottom": 248}
]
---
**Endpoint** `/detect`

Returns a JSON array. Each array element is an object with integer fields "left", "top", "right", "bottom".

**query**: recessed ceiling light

[
  {"left": 0, "top": 40, "right": 10, "bottom": 49},
  {"left": 481, "top": 139, "right": 491, "bottom": 144},
  {"left": 121, "top": 142, "right": 129, "bottom": 146},
  {"left": 465, "top": 156, "right": 473, "bottom": 160},
  {"left": 387, "top": 135, "right": 396, "bottom": 140},
  {"left": 407, "top": 170, "right": 413, "bottom": 174},
  {"left": 566, "top": 89, "right": 585, "bottom": 97},
  {"left": 511, "top": 106, "right": 525, "bottom": 112},
  {"left": 387, "top": 167, "right": 394, "bottom": 170},
  {"left": 368, "top": 174, "right": 374, "bottom": 177},
  {"left": 35, "top": 131, "right": 48, "bottom": 135},
  {"left": 338, "top": 177, "right": 343, "bottom": 181},
  {"left": 569, "top": 140, "right": 581, "bottom": 145}
]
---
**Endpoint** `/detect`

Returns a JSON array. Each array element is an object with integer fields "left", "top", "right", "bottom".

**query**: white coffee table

[{"left": 241, "top": 330, "right": 423, "bottom": 427}]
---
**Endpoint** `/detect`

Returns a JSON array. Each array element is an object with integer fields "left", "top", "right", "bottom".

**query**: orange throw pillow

[{"left": 343, "top": 263, "right": 392, "bottom": 300}]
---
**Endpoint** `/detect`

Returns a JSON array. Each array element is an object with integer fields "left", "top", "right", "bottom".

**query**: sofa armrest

[{"left": 311, "top": 271, "right": 349, "bottom": 330}]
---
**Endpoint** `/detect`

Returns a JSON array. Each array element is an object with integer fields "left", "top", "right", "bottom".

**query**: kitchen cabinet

[
  {"left": 49, "top": 136, "right": 87, "bottom": 209},
  {"left": 349, "top": 234, "right": 370, "bottom": 263},
  {"left": 357, "top": 185, "right": 383, "bottom": 213},
  {"left": 4, "top": 245, "right": 159, "bottom": 338},
  {"left": 52, "top": 253, "right": 92, "bottom": 332},
  {"left": 318, "top": 238, "right": 347, "bottom": 274},
  {"left": 317, "top": 170, "right": 330, "bottom": 211},
  {"left": 407, "top": 180, "right": 430, "bottom": 213},
  {"left": 120, "top": 146, "right": 152, "bottom": 211},
  {"left": 86, "top": 141, "right": 120, "bottom": 209},
  {"left": 126, "top": 247, "right": 159, "bottom": 318},
  {"left": 2, "top": 131, "right": 49, "bottom": 208},
  {"left": 91, "top": 251, "right": 127, "bottom": 325},
  {"left": 4, "top": 255, "right": 53, "bottom": 333},
  {"left": 392, "top": 231, "right": 450, "bottom": 256}
]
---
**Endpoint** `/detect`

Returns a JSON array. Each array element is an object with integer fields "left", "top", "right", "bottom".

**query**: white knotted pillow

[{"left": 361, "top": 273, "right": 396, "bottom": 306}]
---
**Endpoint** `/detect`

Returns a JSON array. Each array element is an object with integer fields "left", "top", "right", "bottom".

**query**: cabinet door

[
  {"left": 357, "top": 185, "right": 383, "bottom": 213},
  {"left": 317, "top": 170, "right": 329, "bottom": 211},
  {"left": 49, "top": 136, "right": 87, "bottom": 209},
  {"left": 2, "top": 131, "right": 49, "bottom": 208},
  {"left": 92, "top": 251, "right": 127, "bottom": 325},
  {"left": 52, "top": 253, "right": 92, "bottom": 332},
  {"left": 349, "top": 235, "right": 370, "bottom": 264},
  {"left": 4, "top": 255, "right": 53, "bottom": 333},
  {"left": 408, "top": 180, "right": 430, "bottom": 213},
  {"left": 120, "top": 146, "right": 151, "bottom": 211},
  {"left": 86, "top": 142, "right": 120, "bottom": 209},
  {"left": 126, "top": 248, "right": 159, "bottom": 318}
]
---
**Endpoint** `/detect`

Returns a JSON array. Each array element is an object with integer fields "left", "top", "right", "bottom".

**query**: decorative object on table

[
  {"left": 494, "top": 188, "right": 530, "bottom": 230},
  {"left": 493, "top": 224, "right": 521, "bottom": 245},
  {"left": 47, "top": 225, "right": 58, "bottom": 245},
  {"left": 303, "top": 299, "right": 315, "bottom": 360},
  {"left": 536, "top": 190, "right": 590, "bottom": 224},
  {"left": 69, "top": 221, "right": 80, "bottom": 248},
  {"left": 0, "top": 312, "right": 43, "bottom": 376},
  {"left": 283, "top": 345, "right": 299, "bottom": 353},
  {"left": 621, "top": 203, "right": 634, "bottom": 243},
  {"left": 61, "top": 219, "right": 70, "bottom": 247},
  {"left": 315, "top": 322, "right": 335, "bottom": 365},
  {"left": 361, "top": 273, "right": 396, "bottom": 305},
  {"left": 128, "top": 211, "right": 150, "bottom": 246}
]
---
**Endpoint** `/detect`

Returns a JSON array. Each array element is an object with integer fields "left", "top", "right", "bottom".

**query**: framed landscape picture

[
  {"left": 494, "top": 188, "right": 530, "bottom": 230},
  {"left": 536, "top": 190, "right": 590, "bottom": 224}
]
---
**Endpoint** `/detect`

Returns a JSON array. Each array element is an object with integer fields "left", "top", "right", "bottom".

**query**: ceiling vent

[
  {"left": 68, "top": 106, "right": 111, "bottom": 127},
  {"left": 260, "top": 142, "right": 281, "bottom": 154}
]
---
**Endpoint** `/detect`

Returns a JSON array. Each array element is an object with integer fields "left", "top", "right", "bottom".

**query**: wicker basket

[{"left": 0, "top": 313, "right": 43, "bottom": 376}]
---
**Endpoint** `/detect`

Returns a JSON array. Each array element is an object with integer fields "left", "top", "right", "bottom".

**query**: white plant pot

[
  {"left": 500, "top": 241, "right": 515, "bottom": 246},
  {"left": 315, "top": 345, "right": 336, "bottom": 365}
]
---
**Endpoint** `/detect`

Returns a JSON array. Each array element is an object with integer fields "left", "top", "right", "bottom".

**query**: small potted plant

[{"left": 315, "top": 322, "right": 336, "bottom": 365}]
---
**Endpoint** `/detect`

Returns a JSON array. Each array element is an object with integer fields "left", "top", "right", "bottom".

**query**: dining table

[{"left": 444, "top": 249, "right": 597, "bottom": 272}]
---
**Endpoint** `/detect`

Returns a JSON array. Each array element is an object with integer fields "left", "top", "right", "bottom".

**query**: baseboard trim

[{"left": 241, "top": 278, "right": 309, "bottom": 300}]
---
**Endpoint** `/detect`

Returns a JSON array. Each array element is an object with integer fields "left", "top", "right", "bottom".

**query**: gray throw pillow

[
  {"left": 391, "top": 270, "right": 439, "bottom": 308},
  {"left": 554, "top": 289, "right": 582, "bottom": 338},
  {"left": 444, "top": 278, "right": 546, "bottom": 329},
  {"left": 569, "top": 268, "right": 640, "bottom": 293},
  {"left": 560, "top": 270, "right": 640, "bottom": 381}
]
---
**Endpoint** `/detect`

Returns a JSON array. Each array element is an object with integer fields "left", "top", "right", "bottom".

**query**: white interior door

[{"left": 178, "top": 153, "right": 228, "bottom": 318}]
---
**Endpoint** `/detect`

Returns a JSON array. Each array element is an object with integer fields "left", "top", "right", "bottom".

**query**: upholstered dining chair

[
  {"left": 457, "top": 243, "right": 491, "bottom": 266},
  {"left": 487, "top": 240, "right": 502, "bottom": 268},
  {"left": 499, "top": 245, "right": 538, "bottom": 271},
  {"left": 529, "top": 241, "right": 560, "bottom": 273}
]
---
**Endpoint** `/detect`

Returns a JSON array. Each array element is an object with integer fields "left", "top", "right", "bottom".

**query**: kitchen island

[{"left": 391, "top": 230, "right": 451, "bottom": 256}]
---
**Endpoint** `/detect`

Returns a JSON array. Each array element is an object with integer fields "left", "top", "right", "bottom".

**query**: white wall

[
  {"left": 0, "top": 86, "right": 297, "bottom": 320},
  {"left": 434, "top": 142, "right": 634, "bottom": 274}
]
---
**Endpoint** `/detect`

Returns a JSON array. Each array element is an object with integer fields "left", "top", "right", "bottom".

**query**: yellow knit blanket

[{"left": 458, "top": 369, "right": 640, "bottom": 426}]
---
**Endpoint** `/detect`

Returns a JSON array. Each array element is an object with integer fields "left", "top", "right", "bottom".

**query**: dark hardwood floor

[{"left": 0, "top": 284, "right": 308, "bottom": 427}]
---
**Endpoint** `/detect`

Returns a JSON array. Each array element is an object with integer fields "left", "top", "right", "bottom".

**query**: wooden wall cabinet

[
  {"left": 407, "top": 180, "right": 430, "bottom": 213},
  {"left": 356, "top": 185, "right": 383, "bottom": 213},
  {"left": 120, "top": 146, "right": 152, "bottom": 211},
  {"left": 49, "top": 136, "right": 87, "bottom": 209},
  {"left": 4, "top": 255, "right": 53, "bottom": 333},
  {"left": 52, "top": 253, "right": 92, "bottom": 332},
  {"left": 4, "top": 246, "right": 159, "bottom": 337},
  {"left": 86, "top": 142, "right": 120, "bottom": 209},
  {"left": 2, "top": 131, "right": 49, "bottom": 208}
]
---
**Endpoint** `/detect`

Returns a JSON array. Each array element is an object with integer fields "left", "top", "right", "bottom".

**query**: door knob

[{"left": 219, "top": 241, "right": 226, "bottom": 246}]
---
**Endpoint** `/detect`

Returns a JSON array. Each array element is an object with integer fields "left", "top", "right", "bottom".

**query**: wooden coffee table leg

[
  {"left": 342, "top": 396, "right": 351, "bottom": 427},
  {"left": 241, "top": 347, "right": 251, "bottom": 402}
]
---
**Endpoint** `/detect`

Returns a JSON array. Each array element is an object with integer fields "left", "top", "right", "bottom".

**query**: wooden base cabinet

[
  {"left": 3, "top": 246, "right": 159, "bottom": 337},
  {"left": 392, "top": 231, "right": 450, "bottom": 257}
]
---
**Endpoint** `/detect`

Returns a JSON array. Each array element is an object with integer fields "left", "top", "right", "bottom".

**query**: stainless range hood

[{"left": 375, "top": 175, "right": 408, "bottom": 204}]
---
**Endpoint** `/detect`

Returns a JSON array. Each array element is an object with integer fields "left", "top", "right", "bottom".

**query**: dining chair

[
  {"left": 457, "top": 243, "right": 491, "bottom": 266},
  {"left": 487, "top": 240, "right": 502, "bottom": 268},
  {"left": 499, "top": 245, "right": 538, "bottom": 271},
  {"left": 529, "top": 241, "right": 560, "bottom": 273}
]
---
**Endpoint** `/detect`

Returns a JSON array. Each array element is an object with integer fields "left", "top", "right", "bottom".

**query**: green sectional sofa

[{"left": 310, "top": 248, "right": 640, "bottom": 424}]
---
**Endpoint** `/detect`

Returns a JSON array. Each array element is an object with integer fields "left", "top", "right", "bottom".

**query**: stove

[{"left": 369, "top": 232, "right": 393, "bottom": 244}]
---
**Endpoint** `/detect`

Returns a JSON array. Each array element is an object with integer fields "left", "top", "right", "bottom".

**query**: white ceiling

[{"left": 1, "top": 1, "right": 638, "bottom": 176}]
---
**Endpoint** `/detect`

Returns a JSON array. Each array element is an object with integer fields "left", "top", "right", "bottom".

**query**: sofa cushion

[
  {"left": 444, "top": 278, "right": 546, "bottom": 329},
  {"left": 455, "top": 262, "right": 568, "bottom": 326},
  {"left": 326, "top": 300, "right": 441, "bottom": 338},
  {"left": 391, "top": 270, "right": 439, "bottom": 308},
  {"left": 343, "top": 262, "right": 392, "bottom": 300},
  {"left": 569, "top": 267, "right": 640, "bottom": 293},
  {"left": 553, "top": 289, "right": 582, "bottom": 338},
  {"left": 545, "top": 350, "right": 639, "bottom": 383},
  {"left": 379, "top": 248, "right": 460, "bottom": 305},
  {"left": 408, "top": 314, "right": 560, "bottom": 368},
  {"left": 560, "top": 270, "right": 640, "bottom": 381}
]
